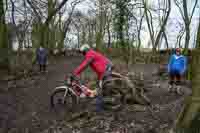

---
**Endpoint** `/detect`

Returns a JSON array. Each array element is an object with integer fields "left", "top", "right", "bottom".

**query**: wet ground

[{"left": 0, "top": 56, "right": 191, "bottom": 133}]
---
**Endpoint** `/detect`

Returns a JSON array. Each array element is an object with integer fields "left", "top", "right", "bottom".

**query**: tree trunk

[
  {"left": 107, "top": 21, "right": 111, "bottom": 48},
  {"left": 174, "top": 0, "right": 198, "bottom": 53},
  {"left": 176, "top": 6, "right": 200, "bottom": 130},
  {"left": 176, "top": 29, "right": 185, "bottom": 48},
  {"left": 137, "top": 13, "right": 144, "bottom": 51},
  {"left": 176, "top": 50, "right": 200, "bottom": 130},
  {"left": 184, "top": 26, "right": 190, "bottom": 53},
  {"left": 163, "top": 31, "right": 169, "bottom": 49},
  {"left": 183, "top": 0, "right": 190, "bottom": 53},
  {"left": 96, "top": 0, "right": 107, "bottom": 50},
  {"left": 81, "top": 26, "right": 86, "bottom": 45},
  {"left": 176, "top": 21, "right": 200, "bottom": 132},
  {"left": 88, "top": 23, "right": 93, "bottom": 46},
  {"left": 196, "top": 20, "right": 200, "bottom": 49},
  {"left": 59, "top": 2, "right": 77, "bottom": 49},
  {"left": 0, "top": 0, "right": 9, "bottom": 70},
  {"left": 77, "top": 31, "right": 80, "bottom": 48},
  {"left": 143, "top": 0, "right": 155, "bottom": 52},
  {"left": 39, "top": 0, "right": 69, "bottom": 48}
]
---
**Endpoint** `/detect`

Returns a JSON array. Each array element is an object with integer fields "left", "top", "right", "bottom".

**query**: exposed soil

[{"left": 0, "top": 56, "right": 191, "bottom": 133}]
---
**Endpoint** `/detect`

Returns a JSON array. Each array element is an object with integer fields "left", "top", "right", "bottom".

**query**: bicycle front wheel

[{"left": 50, "top": 87, "right": 77, "bottom": 112}]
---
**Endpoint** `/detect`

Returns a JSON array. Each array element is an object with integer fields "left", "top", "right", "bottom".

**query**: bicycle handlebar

[
  {"left": 68, "top": 73, "right": 79, "bottom": 81},
  {"left": 67, "top": 73, "right": 85, "bottom": 85}
]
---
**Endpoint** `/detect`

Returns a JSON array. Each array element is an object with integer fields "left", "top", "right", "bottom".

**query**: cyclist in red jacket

[
  {"left": 73, "top": 44, "right": 112, "bottom": 80},
  {"left": 73, "top": 44, "right": 113, "bottom": 112}
]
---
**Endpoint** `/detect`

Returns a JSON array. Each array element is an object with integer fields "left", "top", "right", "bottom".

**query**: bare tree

[
  {"left": 196, "top": 18, "right": 200, "bottom": 48},
  {"left": 137, "top": 12, "right": 145, "bottom": 51},
  {"left": 0, "top": 0, "right": 9, "bottom": 69},
  {"left": 174, "top": 0, "right": 198, "bottom": 52},
  {"left": 142, "top": 0, "right": 155, "bottom": 51},
  {"left": 26, "top": 0, "right": 42, "bottom": 21},
  {"left": 28, "top": 0, "right": 71, "bottom": 47},
  {"left": 155, "top": 0, "right": 171, "bottom": 50},
  {"left": 106, "top": 10, "right": 112, "bottom": 48},
  {"left": 58, "top": 0, "right": 82, "bottom": 49},
  {"left": 71, "top": 10, "right": 84, "bottom": 48},
  {"left": 175, "top": 20, "right": 200, "bottom": 131},
  {"left": 8, "top": 0, "right": 33, "bottom": 52},
  {"left": 127, "top": 1, "right": 145, "bottom": 51},
  {"left": 175, "top": 22, "right": 185, "bottom": 48},
  {"left": 95, "top": 0, "right": 109, "bottom": 49},
  {"left": 142, "top": 0, "right": 171, "bottom": 52}
]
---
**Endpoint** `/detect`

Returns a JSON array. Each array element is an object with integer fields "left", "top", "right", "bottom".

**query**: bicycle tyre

[{"left": 50, "top": 87, "right": 78, "bottom": 111}]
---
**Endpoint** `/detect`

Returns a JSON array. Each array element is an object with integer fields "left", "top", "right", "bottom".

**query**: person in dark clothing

[{"left": 36, "top": 46, "right": 48, "bottom": 72}]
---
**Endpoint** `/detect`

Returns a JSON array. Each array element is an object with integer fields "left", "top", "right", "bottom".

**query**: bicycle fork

[{"left": 60, "top": 89, "right": 68, "bottom": 104}]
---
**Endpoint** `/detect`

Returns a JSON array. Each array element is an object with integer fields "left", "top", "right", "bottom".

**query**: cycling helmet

[{"left": 80, "top": 44, "right": 90, "bottom": 53}]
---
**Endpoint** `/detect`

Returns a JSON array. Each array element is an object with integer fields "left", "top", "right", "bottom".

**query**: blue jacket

[
  {"left": 36, "top": 48, "right": 48, "bottom": 65},
  {"left": 168, "top": 54, "right": 187, "bottom": 75}
]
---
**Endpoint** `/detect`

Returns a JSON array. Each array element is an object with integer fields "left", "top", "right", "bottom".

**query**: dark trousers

[
  {"left": 169, "top": 70, "right": 181, "bottom": 85},
  {"left": 96, "top": 64, "right": 113, "bottom": 112},
  {"left": 39, "top": 64, "right": 46, "bottom": 72}
]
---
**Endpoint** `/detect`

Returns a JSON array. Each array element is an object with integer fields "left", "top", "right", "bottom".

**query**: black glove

[
  {"left": 68, "top": 73, "right": 85, "bottom": 84},
  {"left": 68, "top": 73, "right": 77, "bottom": 80}
]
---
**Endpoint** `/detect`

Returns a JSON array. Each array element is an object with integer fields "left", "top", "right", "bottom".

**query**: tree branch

[
  {"left": 26, "top": 0, "right": 42, "bottom": 21},
  {"left": 10, "top": 0, "right": 16, "bottom": 25},
  {"left": 45, "top": 0, "right": 70, "bottom": 26},
  {"left": 63, "top": 0, "right": 81, "bottom": 33},
  {"left": 174, "top": 0, "right": 185, "bottom": 21},
  {"left": 154, "top": 0, "right": 171, "bottom": 48},
  {"left": 5, "top": 0, "right": 8, "bottom": 12},
  {"left": 147, "top": 8, "right": 155, "bottom": 38},
  {"left": 189, "top": 0, "right": 198, "bottom": 24}
]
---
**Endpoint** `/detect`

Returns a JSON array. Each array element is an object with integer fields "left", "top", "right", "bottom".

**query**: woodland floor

[{"left": 0, "top": 56, "right": 192, "bottom": 133}]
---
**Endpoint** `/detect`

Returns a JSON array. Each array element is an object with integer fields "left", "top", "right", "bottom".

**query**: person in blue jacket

[
  {"left": 168, "top": 48, "right": 187, "bottom": 93},
  {"left": 36, "top": 46, "right": 48, "bottom": 72}
]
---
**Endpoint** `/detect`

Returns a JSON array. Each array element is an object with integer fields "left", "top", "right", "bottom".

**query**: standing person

[
  {"left": 167, "top": 48, "right": 187, "bottom": 94},
  {"left": 72, "top": 44, "right": 113, "bottom": 112},
  {"left": 36, "top": 46, "right": 48, "bottom": 73}
]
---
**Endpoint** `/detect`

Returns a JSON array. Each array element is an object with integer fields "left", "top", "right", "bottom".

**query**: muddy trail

[{"left": 1, "top": 57, "right": 191, "bottom": 133}]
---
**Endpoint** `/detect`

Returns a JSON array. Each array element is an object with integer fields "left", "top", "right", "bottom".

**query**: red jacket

[{"left": 73, "top": 49, "right": 111, "bottom": 80}]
